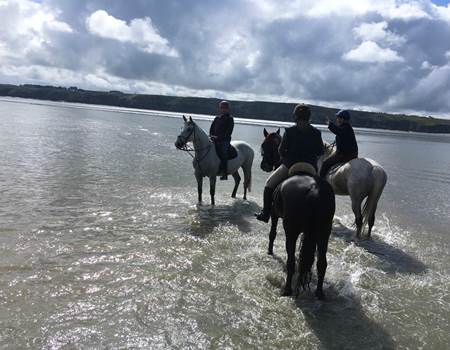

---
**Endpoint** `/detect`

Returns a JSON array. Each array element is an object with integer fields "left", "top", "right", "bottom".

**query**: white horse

[
  {"left": 175, "top": 115, "right": 254, "bottom": 205},
  {"left": 319, "top": 143, "right": 387, "bottom": 238}
]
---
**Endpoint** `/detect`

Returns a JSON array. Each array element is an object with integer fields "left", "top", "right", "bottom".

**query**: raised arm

[{"left": 328, "top": 122, "right": 343, "bottom": 136}]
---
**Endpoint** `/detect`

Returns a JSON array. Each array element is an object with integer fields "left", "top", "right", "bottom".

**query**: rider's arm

[
  {"left": 328, "top": 122, "right": 343, "bottom": 136},
  {"left": 316, "top": 131, "right": 325, "bottom": 156},
  {"left": 209, "top": 118, "right": 217, "bottom": 137},
  {"left": 225, "top": 116, "right": 234, "bottom": 139},
  {"left": 278, "top": 131, "right": 288, "bottom": 158}
]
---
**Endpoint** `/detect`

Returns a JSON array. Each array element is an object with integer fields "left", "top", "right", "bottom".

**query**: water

[{"left": 0, "top": 98, "right": 449, "bottom": 349}]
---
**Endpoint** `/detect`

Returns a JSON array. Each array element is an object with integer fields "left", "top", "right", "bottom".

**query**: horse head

[
  {"left": 175, "top": 115, "right": 195, "bottom": 149},
  {"left": 260, "top": 128, "right": 282, "bottom": 172}
]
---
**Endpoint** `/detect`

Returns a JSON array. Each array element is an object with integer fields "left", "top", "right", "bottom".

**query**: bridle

[
  {"left": 176, "top": 122, "right": 212, "bottom": 174},
  {"left": 261, "top": 134, "right": 281, "bottom": 170}
]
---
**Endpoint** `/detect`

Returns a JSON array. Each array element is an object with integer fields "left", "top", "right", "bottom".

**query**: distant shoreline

[
  {"left": 1, "top": 84, "right": 449, "bottom": 134},
  {"left": 3, "top": 96, "right": 450, "bottom": 141}
]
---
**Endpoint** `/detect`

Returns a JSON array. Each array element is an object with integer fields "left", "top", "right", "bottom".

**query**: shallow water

[{"left": 0, "top": 98, "right": 449, "bottom": 349}]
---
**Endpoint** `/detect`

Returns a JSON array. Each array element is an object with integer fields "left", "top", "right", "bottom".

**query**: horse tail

[
  {"left": 298, "top": 226, "right": 317, "bottom": 290},
  {"left": 362, "top": 166, "right": 387, "bottom": 229},
  {"left": 243, "top": 146, "right": 254, "bottom": 192}
]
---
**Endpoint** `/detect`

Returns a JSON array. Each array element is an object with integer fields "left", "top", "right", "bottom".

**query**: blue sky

[
  {"left": 432, "top": 0, "right": 449, "bottom": 5},
  {"left": 1, "top": 0, "right": 450, "bottom": 118}
]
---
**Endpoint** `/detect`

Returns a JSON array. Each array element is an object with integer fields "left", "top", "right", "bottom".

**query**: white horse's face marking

[{"left": 175, "top": 120, "right": 195, "bottom": 149}]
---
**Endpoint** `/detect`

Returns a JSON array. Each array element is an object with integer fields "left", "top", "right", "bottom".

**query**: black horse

[{"left": 260, "top": 129, "right": 335, "bottom": 299}]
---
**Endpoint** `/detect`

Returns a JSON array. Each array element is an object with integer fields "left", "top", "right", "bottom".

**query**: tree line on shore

[{"left": 1, "top": 83, "right": 449, "bottom": 133}]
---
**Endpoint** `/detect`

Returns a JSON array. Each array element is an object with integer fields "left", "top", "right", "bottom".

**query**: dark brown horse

[{"left": 261, "top": 129, "right": 335, "bottom": 299}]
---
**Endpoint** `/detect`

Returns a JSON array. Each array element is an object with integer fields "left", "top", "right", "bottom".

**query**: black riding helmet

[
  {"left": 293, "top": 104, "right": 311, "bottom": 121},
  {"left": 336, "top": 109, "right": 350, "bottom": 120}
]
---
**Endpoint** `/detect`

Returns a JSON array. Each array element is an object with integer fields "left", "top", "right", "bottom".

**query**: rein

[{"left": 177, "top": 124, "right": 212, "bottom": 175}]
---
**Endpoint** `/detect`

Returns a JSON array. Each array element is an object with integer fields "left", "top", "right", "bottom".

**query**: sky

[{"left": 0, "top": 0, "right": 450, "bottom": 118}]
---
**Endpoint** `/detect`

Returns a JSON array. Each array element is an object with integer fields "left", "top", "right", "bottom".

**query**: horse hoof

[
  {"left": 267, "top": 249, "right": 273, "bottom": 256},
  {"left": 315, "top": 289, "right": 325, "bottom": 300},
  {"left": 231, "top": 194, "right": 236, "bottom": 198}
]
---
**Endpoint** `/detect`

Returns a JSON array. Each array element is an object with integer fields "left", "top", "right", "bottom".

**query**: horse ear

[
  {"left": 276, "top": 128, "right": 280, "bottom": 135},
  {"left": 183, "top": 115, "right": 187, "bottom": 122},
  {"left": 189, "top": 116, "right": 193, "bottom": 122},
  {"left": 263, "top": 128, "right": 269, "bottom": 137}
]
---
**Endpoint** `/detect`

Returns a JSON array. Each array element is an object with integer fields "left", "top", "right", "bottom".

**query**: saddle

[
  {"left": 288, "top": 162, "right": 317, "bottom": 177},
  {"left": 214, "top": 144, "right": 238, "bottom": 160}
]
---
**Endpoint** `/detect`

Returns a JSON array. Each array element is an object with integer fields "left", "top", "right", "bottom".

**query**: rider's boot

[
  {"left": 255, "top": 187, "right": 274, "bottom": 223},
  {"left": 220, "top": 159, "right": 228, "bottom": 180}
]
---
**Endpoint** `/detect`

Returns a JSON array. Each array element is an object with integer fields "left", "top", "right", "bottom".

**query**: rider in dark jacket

[
  {"left": 320, "top": 109, "right": 358, "bottom": 177},
  {"left": 209, "top": 100, "right": 234, "bottom": 180},
  {"left": 279, "top": 122, "right": 324, "bottom": 170},
  {"left": 256, "top": 104, "right": 324, "bottom": 222}
]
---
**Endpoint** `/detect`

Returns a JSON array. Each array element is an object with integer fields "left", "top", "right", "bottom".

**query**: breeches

[
  {"left": 265, "top": 164, "right": 289, "bottom": 189},
  {"left": 215, "top": 141, "right": 230, "bottom": 161}
]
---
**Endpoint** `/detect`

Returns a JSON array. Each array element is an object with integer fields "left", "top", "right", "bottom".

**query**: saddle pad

[
  {"left": 288, "top": 162, "right": 317, "bottom": 177},
  {"left": 214, "top": 144, "right": 238, "bottom": 160},
  {"left": 227, "top": 145, "right": 237, "bottom": 159}
]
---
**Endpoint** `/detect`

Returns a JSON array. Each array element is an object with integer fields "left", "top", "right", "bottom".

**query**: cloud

[
  {"left": 343, "top": 41, "right": 404, "bottom": 63},
  {"left": 85, "top": 10, "right": 178, "bottom": 57},
  {"left": 1, "top": 0, "right": 450, "bottom": 117},
  {"left": 353, "top": 21, "right": 406, "bottom": 46}
]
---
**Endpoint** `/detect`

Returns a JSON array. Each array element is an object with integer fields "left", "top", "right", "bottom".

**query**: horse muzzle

[
  {"left": 175, "top": 137, "right": 185, "bottom": 149},
  {"left": 260, "top": 161, "right": 273, "bottom": 173}
]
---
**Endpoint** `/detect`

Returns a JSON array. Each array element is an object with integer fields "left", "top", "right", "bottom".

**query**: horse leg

[
  {"left": 351, "top": 197, "right": 363, "bottom": 238},
  {"left": 209, "top": 176, "right": 216, "bottom": 206},
  {"left": 231, "top": 171, "right": 241, "bottom": 198},
  {"left": 368, "top": 209, "right": 376, "bottom": 238},
  {"left": 283, "top": 221, "right": 298, "bottom": 296},
  {"left": 196, "top": 173, "right": 203, "bottom": 204},
  {"left": 315, "top": 222, "right": 331, "bottom": 300},
  {"left": 242, "top": 160, "right": 252, "bottom": 200},
  {"left": 268, "top": 215, "right": 279, "bottom": 255}
]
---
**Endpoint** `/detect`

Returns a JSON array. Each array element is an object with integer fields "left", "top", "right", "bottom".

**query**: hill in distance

[{"left": 1, "top": 83, "right": 449, "bottom": 133}]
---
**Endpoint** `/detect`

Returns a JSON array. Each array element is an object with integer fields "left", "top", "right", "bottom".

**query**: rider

[
  {"left": 209, "top": 100, "right": 234, "bottom": 180},
  {"left": 319, "top": 109, "right": 358, "bottom": 178},
  {"left": 256, "top": 104, "right": 324, "bottom": 223}
]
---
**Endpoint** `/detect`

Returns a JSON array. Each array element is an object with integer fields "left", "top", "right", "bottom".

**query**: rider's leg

[
  {"left": 256, "top": 165, "right": 289, "bottom": 222},
  {"left": 219, "top": 141, "right": 230, "bottom": 180},
  {"left": 319, "top": 152, "right": 341, "bottom": 177}
]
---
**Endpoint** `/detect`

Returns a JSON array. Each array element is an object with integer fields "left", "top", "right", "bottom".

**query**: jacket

[
  {"left": 279, "top": 125, "right": 324, "bottom": 169},
  {"left": 209, "top": 113, "right": 234, "bottom": 142},
  {"left": 328, "top": 122, "right": 358, "bottom": 154}
]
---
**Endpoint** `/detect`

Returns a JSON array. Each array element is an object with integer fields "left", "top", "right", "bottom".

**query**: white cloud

[
  {"left": 1, "top": 0, "right": 450, "bottom": 116},
  {"left": 353, "top": 22, "right": 406, "bottom": 46},
  {"left": 305, "top": 0, "right": 429, "bottom": 20},
  {"left": 343, "top": 41, "right": 404, "bottom": 63},
  {"left": 85, "top": 10, "right": 178, "bottom": 57},
  {"left": 0, "top": 0, "right": 72, "bottom": 62}
]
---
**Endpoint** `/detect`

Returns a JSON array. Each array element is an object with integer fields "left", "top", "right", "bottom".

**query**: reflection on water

[{"left": 0, "top": 99, "right": 449, "bottom": 349}]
